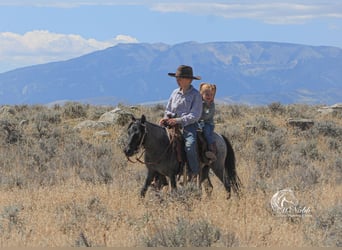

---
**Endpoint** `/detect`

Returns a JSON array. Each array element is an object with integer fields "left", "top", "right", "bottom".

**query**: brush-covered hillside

[{"left": 0, "top": 102, "right": 341, "bottom": 247}]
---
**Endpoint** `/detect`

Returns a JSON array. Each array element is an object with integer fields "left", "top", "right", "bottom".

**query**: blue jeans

[
  {"left": 182, "top": 123, "right": 200, "bottom": 175},
  {"left": 202, "top": 123, "right": 215, "bottom": 145}
]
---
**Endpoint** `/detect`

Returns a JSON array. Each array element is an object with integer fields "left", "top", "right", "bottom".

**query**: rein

[{"left": 126, "top": 149, "right": 146, "bottom": 164}]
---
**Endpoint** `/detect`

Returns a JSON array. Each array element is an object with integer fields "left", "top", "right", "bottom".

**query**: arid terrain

[{"left": 0, "top": 102, "right": 341, "bottom": 247}]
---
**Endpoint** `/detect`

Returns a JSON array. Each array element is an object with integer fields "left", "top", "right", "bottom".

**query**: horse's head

[{"left": 123, "top": 115, "right": 147, "bottom": 157}]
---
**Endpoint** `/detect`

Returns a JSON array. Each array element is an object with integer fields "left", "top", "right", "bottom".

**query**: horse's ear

[
  {"left": 131, "top": 115, "right": 136, "bottom": 121},
  {"left": 141, "top": 115, "right": 146, "bottom": 124}
]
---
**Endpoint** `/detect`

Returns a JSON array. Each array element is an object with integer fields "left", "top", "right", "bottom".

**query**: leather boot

[{"left": 205, "top": 142, "right": 217, "bottom": 162}]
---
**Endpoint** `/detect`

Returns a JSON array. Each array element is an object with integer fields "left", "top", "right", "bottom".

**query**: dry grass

[{"left": 0, "top": 102, "right": 341, "bottom": 247}]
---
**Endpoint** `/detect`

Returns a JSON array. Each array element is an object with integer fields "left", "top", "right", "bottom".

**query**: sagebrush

[{"left": 0, "top": 102, "right": 341, "bottom": 247}]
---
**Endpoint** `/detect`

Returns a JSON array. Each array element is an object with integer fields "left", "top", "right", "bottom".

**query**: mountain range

[{"left": 0, "top": 41, "right": 341, "bottom": 105}]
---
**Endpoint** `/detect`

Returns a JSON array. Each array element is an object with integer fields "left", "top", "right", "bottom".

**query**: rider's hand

[
  {"left": 159, "top": 118, "right": 168, "bottom": 126},
  {"left": 159, "top": 118, "right": 178, "bottom": 127},
  {"left": 167, "top": 118, "right": 178, "bottom": 126}
]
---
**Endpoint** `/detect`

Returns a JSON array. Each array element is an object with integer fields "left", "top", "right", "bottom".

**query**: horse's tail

[{"left": 222, "top": 135, "right": 242, "bottom": 196}]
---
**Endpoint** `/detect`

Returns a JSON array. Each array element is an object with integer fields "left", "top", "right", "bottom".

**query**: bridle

[
  {"left": 125, "top": 121, "right": 175, "bottom": 165},
  {"left": 126, "top": 121, "right": 147, "bottom": 164}
]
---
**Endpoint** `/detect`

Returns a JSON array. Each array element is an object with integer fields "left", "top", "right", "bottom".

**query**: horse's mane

[
  {"left": 145, "top": 120, "right": 164, "bottom": 129},
  {"left": 145, "top": 120, "right": 168, "bottom": 136},
  {"left": 135, "top": 119, "right": 170, "bottom": 149},
  {"left": 128, "top": 118, "right": 163, "bottom": 130}
]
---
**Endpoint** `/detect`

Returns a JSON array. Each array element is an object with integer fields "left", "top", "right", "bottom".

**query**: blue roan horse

[{"left": 124, "top": 115, "right": 241, "bottom": 199}]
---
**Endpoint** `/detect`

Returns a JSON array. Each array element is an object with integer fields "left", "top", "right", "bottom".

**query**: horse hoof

[
  {"left": 140, "top": 190, "right": 147, "bottom": 198},
  {"left": 226, "top": 192, "right": 231, "bottom": 200}
]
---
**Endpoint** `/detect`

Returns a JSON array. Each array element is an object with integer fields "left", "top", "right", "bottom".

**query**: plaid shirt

[{"left": 165, "top": 85, "right": 203, "bottom": 127}]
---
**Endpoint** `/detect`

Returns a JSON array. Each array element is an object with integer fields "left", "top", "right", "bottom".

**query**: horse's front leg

[
  {"left": 169, "top": 175, "right": 177, "bottom": 192},
  {"left": 140, "top": 170, "right": 155, "bottom": 198},
  {"left": 151, "top": 172, "right": 169, "bottom": 191}
]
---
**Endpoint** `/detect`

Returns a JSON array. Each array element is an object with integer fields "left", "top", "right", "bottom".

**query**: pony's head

[{"left": 123, "top": 115, "right": 146, "bottom": 157}]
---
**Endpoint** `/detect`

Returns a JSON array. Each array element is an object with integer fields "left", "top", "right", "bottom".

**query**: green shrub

[
  {"left": 314, "top": 121, "right": 342, "bottom": 138},
  {"left": 268, "top": 102, "right": 285, "bottom": 114},
  {"left": 142, "top": 217, "right": 221, "bottom": 247},
  {"left": 314, "top": 205, "right": 342, "bottom": 247},
  {"left": 62, "top": 102, "right": 87, "bottom": 119}
]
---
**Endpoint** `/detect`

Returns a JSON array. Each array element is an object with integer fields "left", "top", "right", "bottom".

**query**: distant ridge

[{"left": 0, "top": 41, "right": 341, "bottom": 105}]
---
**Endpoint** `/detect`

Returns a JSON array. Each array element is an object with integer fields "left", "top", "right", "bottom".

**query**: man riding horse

[{"left": 159, "top": 65, "right": 203, "bottom": 182}]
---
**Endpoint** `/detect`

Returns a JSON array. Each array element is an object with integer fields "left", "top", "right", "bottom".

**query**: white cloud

[
  {"left": 151, "top": 1, "right": 342, "bottom": 24},
  {"left": 0, "top": 30, "right": 138, "bottom": 72},
  {"left": 1, "top": 1, "right": 341, "bottom": 24}
]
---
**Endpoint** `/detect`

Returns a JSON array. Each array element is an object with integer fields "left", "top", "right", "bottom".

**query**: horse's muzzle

[{"left": 123, "top": 147, "right": 134, "bottom": 157}]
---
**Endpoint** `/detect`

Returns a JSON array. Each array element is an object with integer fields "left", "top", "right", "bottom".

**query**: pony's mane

[
  {"left": 129, "top": 117, "right": 166, "bottom": 132},
  {"left": 143, "top": 119, "right": 169, "bottom": 145},
  {"left": 145, "top": 120, "right": 164, "bottom": 129}
]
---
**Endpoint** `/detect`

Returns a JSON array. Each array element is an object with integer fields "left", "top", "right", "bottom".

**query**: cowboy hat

[{"left": 168, "top": 65, "right": 201, "bottom": 80}]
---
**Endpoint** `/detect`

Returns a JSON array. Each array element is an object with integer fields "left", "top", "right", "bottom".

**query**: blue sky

[{"left": 0, "top": 0, "right": 341, "bottom": 73}]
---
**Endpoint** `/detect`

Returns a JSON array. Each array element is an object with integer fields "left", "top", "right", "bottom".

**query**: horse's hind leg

[
  {"left": 215, "top": 176, "right": 231, "bottom": 199},
  {"left": 201, "top": 166, "right": 213, "bottom": 197},
  {"left": 219, "top": 174, "right": 231, "bottom": 199},
  {"left": 211, "top": 166, "right": 231, "bottom": 199},
  {"left": 222, "top": 176, "right": 231, "bottom": 199}
]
